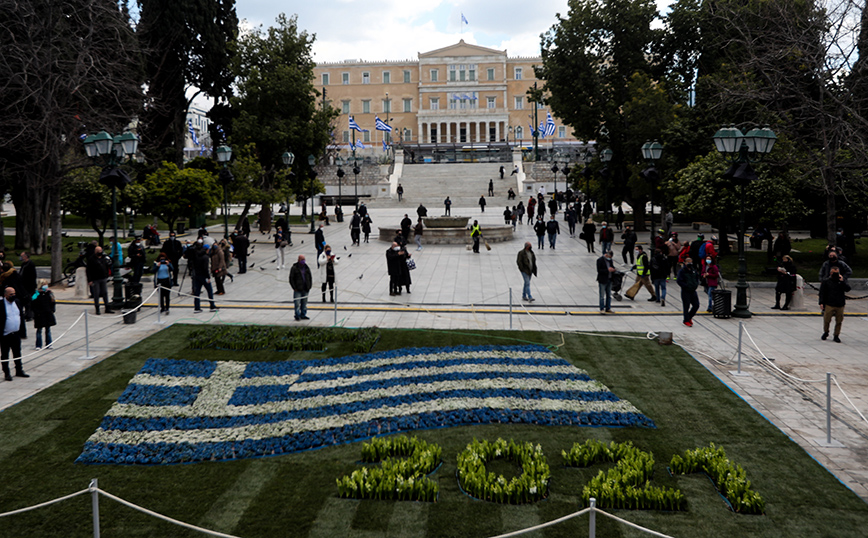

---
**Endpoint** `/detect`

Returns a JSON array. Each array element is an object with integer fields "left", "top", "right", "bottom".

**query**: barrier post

[
  {"left": 589, "top": 497, "right": 596, "bottom": 538},
  {"left": 729, "top": 321, "right": 750, "bottom": 377},
  {"left": 509, "top": 287, "right": 513, "bottom": 330},
  {"left": 334, "top": 285, "right": 338, "bottom": 326},
  {"left": 154, "top": 287, "right": 166, "bottom": 325},
  {"left": 89, "top": 478, "right": 100, "bottom": 538},
  {"left": 814, "top": 372, "right": 844, "bottom": 448},
  {"left": 79, "top": 310, "right": 96, "bottom": 360}
]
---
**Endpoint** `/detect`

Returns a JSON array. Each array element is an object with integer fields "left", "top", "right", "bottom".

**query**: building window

[
  {"left": 514, "top": 96, "right": 524, "bottom": 109},
  {"left": 558, "top": 126, "right": 566, "bottom": 138},
  {"left": 459, "top": 65, "right": 466, "bottom": 81},
  {"left": 403, "top": 70, "right": 411, "bottom": 83},
  {"left": 362, "top": 72, "right": 370, "bottom": 84},
  {"left": 362, "top": 100, "right": 370, "bottom": 113},
  {"left": 449, "top": 65, "right": 456, "bottom": 81},
  {"left": 363, "top": 131, "right": 371, "bottom": 142},
  {"left": 469, "top": 66, "right": 476, "bottom": 81},
  {"left": 403, "top": 128, "right": 411, "bottom": 141},
  {"left": 383, "top": 99, "right": 391, "bottom": 113},
  {"left": 430, "top": 97, "right": 439, "bottom": 110},
  {"left": 487, "top": 68, "right": 495, "bottom": 81},
  {"left": 487, "top": 96, "right": 496, "bottom": 109},
  {"left": 449, "top": 95, "right": 457, "bottom": 109},
  {"left": 514, "top": 67, "right": 522, "bottom": 80},
  {"left": 403, "top": 98, "right": 412, "bottom": 112},
  {"left": 341, "top": 100, "right": 350, "bottom": 114},
  {"left": 516, "top": 126, "right": 523, "bottom": 139},
  {"left": 383, "top": 71, "right": 390, "bottom": 84},
  {"left": 342, "top": 130, "right": 350, "bottom": 143},
  {"left": 342, "top": 72, "right": 349, "bottom": 85},
  {"left": 322, "top": 73, "right": 329, "bottom": 86},
  {"left": 430, "top": 69, "right": 438, "bottom": 82},
  {"left": 537, "top": 101, "right": 544, "bottom": 109}
]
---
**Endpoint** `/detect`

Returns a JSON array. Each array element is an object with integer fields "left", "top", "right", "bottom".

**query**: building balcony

[{"left": 418, "top": 107, "right": 509, "bottom": 117}]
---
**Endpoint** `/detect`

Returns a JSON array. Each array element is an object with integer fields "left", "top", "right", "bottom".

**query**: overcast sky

[{"left": 235, "top": 0, "right": 672, "bottom": 63}]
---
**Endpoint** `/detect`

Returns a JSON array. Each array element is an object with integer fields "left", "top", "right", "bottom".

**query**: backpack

[{"left": 699, "top": 242, "right": 707, "bottom": 259}]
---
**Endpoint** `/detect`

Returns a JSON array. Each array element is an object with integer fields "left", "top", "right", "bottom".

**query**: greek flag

[
  {"left": 188, "top": 119, "right": 199, "bottom": 146},
  {"left": 545, "top": 112, "right": 557, "bottom": 137},
  {"left": 461, "top": 13, "right": 469, "bottom": 25},
  {"left": 348, "top": 116, "right": 367, "bottom": 132},
  {"left": 529, "top": 123, "right": 537, "bottom": 136},
  {"left": 383, "top": 139, "right": 389, "bottom": 152},
  {"left": 375, "top": 116, "right": 392, "bottom": 132},
  {"left": 355, "top": 140, "right": 366, "bottom": 149},
  {"left": 76, "top": 346, "right": 653, "bottom": 465}
]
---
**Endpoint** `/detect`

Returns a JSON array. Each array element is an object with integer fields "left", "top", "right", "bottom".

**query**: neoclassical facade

[{"left": 313, "top": 41, "right": 576, "bottom": 148}]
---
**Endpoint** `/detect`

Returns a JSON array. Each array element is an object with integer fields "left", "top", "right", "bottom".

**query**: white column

[{"left": 495, "top": 122, "right": 500, "bottom": 142}]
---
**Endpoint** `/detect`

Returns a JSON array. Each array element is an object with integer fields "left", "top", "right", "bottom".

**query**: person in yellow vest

[
  {"left": 625, "top": 245, "right": 657, "bottom": 301},
  {"left": 470, "top": 220, "right": 482, "bottom": 253}
]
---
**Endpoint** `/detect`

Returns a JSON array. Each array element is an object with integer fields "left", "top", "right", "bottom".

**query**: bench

[{"left": 320, "top": 194, "right": 371, "bottom": 206}]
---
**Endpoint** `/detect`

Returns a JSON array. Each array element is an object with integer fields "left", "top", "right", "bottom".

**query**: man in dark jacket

[
  {"left": 677, "top": 258, "right": 700, "bottom": 326},
  {"left": 516, "top": 242, "right": 537, "bottom": 302},
  {"left": 19, "top": 252, "right": 37, "bottom": 321},
  {"left": 416, "top": 204, "right": 428, "bottom": 218},
  {"left": 386, "top": 243, "right": 402, "bottom": 296},
  {"left": 232, "top": 232, "right": 250, "bottom": 274},
  {"left": 314, "top": 223, "right": 326, "bottom": 266},
  {"left": 546, "top": 216, "right": 560, "bottom": 250},
  {"left": 819, "top": 265, "right": 851, "bottom": 342},
  {"left": 534, "top": 217, "right": 547, "bottom": 250},
  {"left": 400, "top": 214, "right": 413, "bottom": 243},
  {"left": 128, "top": 235, "right": 146, "bottom": 283},
  {"left": 596, "top": 250, "right": 615, "bottom": 313},
  {"left": 349, "top": 211, "right": 361, "bottom": 246},
  {"left": 161, "top": 232, "right": 185, "bottom": 283},
  {"left": 599, "top": 222, "right": 614, "bottom": 253},
  {"left": 689, "top": 234, "right": 704, "bottom": 269},
  {"left": 0, "top": 287, "right": 28, "bottom": 381},
  {"left": 192, "top": 245, "right": 217, "bottom": 313},
  {"left": 621, "top": 226, "right": 637, "bottom": 264},
  {"left": 289, "top": 254, "right": 313, "bottom": 320},
  {"left": 85, "top": 247, "right": 113, "bottom": 314}
]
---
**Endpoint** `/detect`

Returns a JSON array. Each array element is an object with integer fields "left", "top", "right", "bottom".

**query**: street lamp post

[
  {"left": 713, "top": 125, "right": 777, "bottom": 319},
  {"left": 352, "top": 157, "right": 361, "bottom": 209},
  {"left": 215, "top": 145, "right": 233, "bottom": 238},
  {"left": 335, "top": 155, "right": 345, "bottom": 206},
  {"left": 582, "top": 150, "right": 593, "bottom": 202},
  {"left": 83, "top": 130, "right": 139, "bottom": 310},
  {"left": 600, "top": 148, "right": 613, "bottom": 221},
  {"left": 281, "top": 150, "right": 295, "bottom": 227},
  {"left": 640, "top": 141, "right": 663, "bottom": 245},
  {"left": 308, "top": 155, "right": 317, "bottom": 233}
]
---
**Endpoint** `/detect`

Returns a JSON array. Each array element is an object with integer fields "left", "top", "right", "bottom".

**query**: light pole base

[{"left": 732, "top": 307, "right": 752, "bottom": 319}]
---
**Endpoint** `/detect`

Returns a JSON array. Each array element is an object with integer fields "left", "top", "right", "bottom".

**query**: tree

[
  {"left": 60, "top": 167, "right": 146, "bottom": 245},
  {"left": 137, "top": 0, "right": 238, "bottom": 165},
  {"left": 0, "top": 0, "right": 143, "bottom": 282},
  {"left": 230, "top": 14, "right": 338, "bottom": 189},
  {"left": 139, "top": 162, "right": 221, "bottom": 232}
]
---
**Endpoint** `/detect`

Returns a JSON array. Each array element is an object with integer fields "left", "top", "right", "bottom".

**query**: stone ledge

[{"left": 378, "top": 225, "right": 514, "bottom": 244}]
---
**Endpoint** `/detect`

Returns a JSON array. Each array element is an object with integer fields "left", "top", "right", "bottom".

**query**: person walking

[
  {"left": 488, "top": 179, "right": 494, "bottom": 196},
  {"left": 232, "top": 232, "right": 250, "bottom": 275},
  {"left": 650, "top": 248, "right": 670, "bottom": 307},
  {"left": 625, "top": 245, "right": 657, "bottom": 301},
  {"left": 596, "top": 250, "right": 615, "bottom": 314},
  {"left": 599, "top": 222, "right": 614, "bottom": 254},
  {"left": 0, "top": 287, "right": 28, "bottom": 381},
  {"left": 314, "top": 223, "right": 326, "bottom": 266},
  {"left": 470, "top": 220, "right": 482, "bottom": 253},
  {"left": 581, "top": 219, "right": 597, "bottom": 253},
  {"left": 274, "top": 226, "right": 288, "bottom": 269},
  {"left": 161, "top": 231, "right": 185, "bottom": 283},
  {"left": 192, "top": 244, "right": 218, "bottom": 313},
  {"left": 621, "top": 226, "right": 637, "bottom": 264},
  {"left": 533, "top": 216, "right": 547, "bottom": 250},
  {"left": 289, "top": 254, "right": 313, "bottom": 320},
  {"left": 31, "top": 279, "right": 55, "bottom": 349},
  {"left": 566, "top": 205, "right": 578, "bottom": 236},
  {"left": 516, "top": 201, "right": 525, "bottom": 225},
  {"left": 527, "top": 197, "right": 536, "bottom": 223},
  {"left": 665, "top": 232, "right": 681, "bottom": 278},
  {"left": 819, "top": 265, "right": 850, "bottom": 342},
  {"left": 349, "top": 211, "right": 361, "bottom": 246},
  {"left": 500, "top": 165, "right": 505, "bottom": 179},
  {"left": 677, "top": 258, "right": 700, "bottom": 326},
  {"left": 444, "top": 196, "right": 452, "bottom": 216},
  {"left": 701, "top": 255, "right": 720, "bottom": 312},
  {"left": 615, "top": 206, "right": 624, "bottom": 230},
  {"left": 414, "top": 218, "right": 424, "bottom": 251},
  {"left": 317, "top": 245, "right": 338, "bottom": 303},
  {"left": 546, "top": 215, "right": 560, "bottom": 250},
  {"left": 401, "top": 214, "right": 413, "bottom": 244},
  {"left": 772, "top": 255, "right": 797, "bottom": 310},
  {"left": 153, "top": 254, "right": 174, "bottom": 314},
  {"left": 478, "top": 195, "right": 487, "bottom": 213},
  {"left": 396, "top": 183, "right": 404, "bottom": 201},
  {"left": 516, "top": 242, "right": 537, "bottom": 302},
  {"left": 210, "top": 241, "right": 227, "bottom": 295},
  {"left": 85, "top": 247, "right": 113, "bottom": 315},
  {"left": 361, "top": 213, "right": 373, "bottom": 243}
]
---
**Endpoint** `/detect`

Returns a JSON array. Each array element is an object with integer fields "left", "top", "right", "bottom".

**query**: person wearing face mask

[
  {"left": 819, "top": 265, "right": 850, "bottom": 342},
  {"left": 772, "top": 255, "right": 797, "bottom": 310},
  {"left": 819, "top": 251, "right": 852, "bottom": 283},
  {"left": 546, "top": 215, "right": 561, "bottom": 250},
  {"left": 621, "top": 226, "right": 637, "bottom": 264},
  {"left": 625, "top": 245, "right": 657, "bottom": 302},
  {"left": 677, "top": 258, "right": 700, "bottom": 327},
  {"left": 599, "top": 222, "right": 614, "bottom": 254},
  {"left": 85, "top": 247, "right": 114, "bottom": 315},
  {"left": 317, "top": 245, "right": 339, "bottom": 302},
  {"left": 0, "top": 286, "right": 28, "bottom": 381},
  {"left": 701, "top": 256, "right": 720, "bottom": 312},
  {"left": 161, "top": 231, "right": 184, "bottom": 284},
  {"left": 31, "top": 279, "right": 55, "bottom": 349},
  {"left": 128, "top": 235, "right": 146, "bottom": 283},
  {"left": 289, "top": 255, "right": 313, "bottom": 320}
]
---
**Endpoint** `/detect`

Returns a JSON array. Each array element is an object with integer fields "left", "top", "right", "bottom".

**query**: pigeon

[
  {"left": 347, "top": 254, "right": 352, "bottom": 257},
  {"left": 260, "top": 267, "right": 265, "bottom": 271},
  {"left": 358, "top": 274, "right": 363, "bottom": 279},
  {"left": 344, "top": 246, "right": 347, "bottom": 250},
  {"left": 250, "top": 263, "right": 255, "bottom": 268}
]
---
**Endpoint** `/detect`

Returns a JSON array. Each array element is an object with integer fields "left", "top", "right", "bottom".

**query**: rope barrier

[
  {"left": 486, "top": 507, "right": 591, "bottom": 538},
  {"left": 592, "top": 508, "right": 676, "bottom": 537},
  {"left": 0, "top": 488, "right": 89, "bottom": 518},
  {"left": 0, "top": 311, "right": 86, "bottom": 365}
]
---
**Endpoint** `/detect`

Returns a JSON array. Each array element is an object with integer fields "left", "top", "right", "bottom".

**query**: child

[{"left": 32, "top": 279, "right": 56, "bottom": 349}]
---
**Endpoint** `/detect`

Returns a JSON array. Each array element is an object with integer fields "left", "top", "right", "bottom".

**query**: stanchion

[
  {"left": 79, "top": 310, "right": 96, "bottom": 360},
  {"left": 814, "top": 372, "right": 844, "bottom": 447},
  {"left": 509, "top": 287, "right": 513, "bottom": 330},
  {"left": 90, "top": 478, "right": 100, "bottom": 538},
  {"left": 589, "top": 497, "right": 596, "bottom": 538},
  {"left": 154, "top": 290, "right": 166, "bottom": 325},
  {"left": 334, "top": 286, "right": 338, "bottom": 326},
  {"left": 729, "top": 321, "right": 750, "bottom": 377}
]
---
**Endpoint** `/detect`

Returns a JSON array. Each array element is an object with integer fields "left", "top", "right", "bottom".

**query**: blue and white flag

[
  {"left": 355, "top": 140, "right": 366, "bottom": 149},
  {"left": 76, "top": 345, "right": 653, "bottom": 465},
  {"left": 348, "top": 116, "right": 368, "bottom": 132},
  {"left": 545, "top": 112, "right": 557, "bottom": 137},
  {"left": 529, "top": 123, "right": 537, "bottom": 137},
  {"left": 383, "top": 139, "right": 389, "bottom": 152},
  {"left": 374, "top": 116, "right": 392, "bottom": 132},
  {"left": 188, "top": 119, "right": 199, "bottom": 146},
  {"left": 461, "top": 13, "right": 469, "bottom": 25}
]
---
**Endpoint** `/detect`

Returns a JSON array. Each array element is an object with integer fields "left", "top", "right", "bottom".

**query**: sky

[{"left": 235, "top": 0, "right": 673, "bottom": 63}]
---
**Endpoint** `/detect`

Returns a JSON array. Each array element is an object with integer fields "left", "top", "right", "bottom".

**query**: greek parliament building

[{"left": 313, "top": 40, "right": 578, "bottom": 150}]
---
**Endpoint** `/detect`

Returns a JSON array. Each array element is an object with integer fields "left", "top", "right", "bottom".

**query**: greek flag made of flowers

[{"left": 77, "top": 345, "right": 654, "bottom": 465}]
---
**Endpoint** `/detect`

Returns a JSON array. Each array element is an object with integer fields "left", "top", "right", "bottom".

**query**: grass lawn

[
  {"left": 717, "top": 238, "right": 868, "bottom": 281},
  {"left": 0, "top": 326, "right": 865, "bottom": 537}
]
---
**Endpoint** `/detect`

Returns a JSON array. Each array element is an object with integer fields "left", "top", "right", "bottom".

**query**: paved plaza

[{"left": 2, "top": 203, "right": 868, "bottom": 503}]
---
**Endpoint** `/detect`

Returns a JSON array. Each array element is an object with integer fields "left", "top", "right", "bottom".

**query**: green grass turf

[{"left": 0, "top": 325, "right": 866, "bottom": 537}]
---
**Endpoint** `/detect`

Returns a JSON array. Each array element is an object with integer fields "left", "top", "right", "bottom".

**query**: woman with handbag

[
  {"left": 317, "top": 245, "right": 339, "bottom": 302},
  {"left": 274, "top": 226, "right": 287, "bottom": 269}
]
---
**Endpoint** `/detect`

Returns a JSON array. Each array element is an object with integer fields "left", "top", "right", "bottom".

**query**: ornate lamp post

[
  {"left": 600, "top": 148, "right": 613, "bottom": 221},
  {"left": 712, "top": 125, "right": 777, "bottom": 318},
  {"left": 308, "top": 154, "right": 317, "bottom": 233},
  {"left": 352, "top": 156, "right": 361, "bottom": 209},
  {"left": 335, "top": 155, "right": 345, "bottom": 205},
  {"left": 281, "top": 150, "right": 295, "bottom": 225},
  {"left": 83, "top": 129, "right": 139, "bottom": 309},
  {"left": 582, "top": 150, "right": 593, "bottom": 199},
  {"left": 215, "top": 145, "right": 233, "bottom": 238},
  {"left": 550, "top": 153, "right": 560, "bottom": 202},
  {"left": 640, "top": 140, "right": 663, "bottom": 244}
]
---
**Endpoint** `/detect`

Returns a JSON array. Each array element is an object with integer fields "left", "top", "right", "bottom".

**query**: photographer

[
  {"left": 818, "top": 265, "right": 850, "bottom": 343},
  {"left": 153, "top": 254, "right": 174, "bottom": 314}
]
